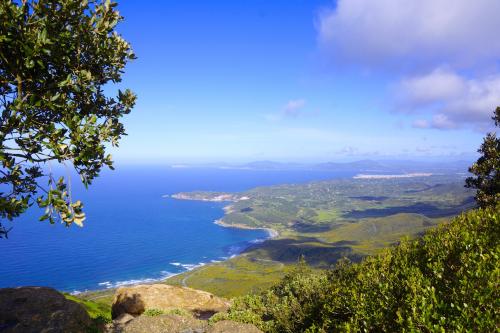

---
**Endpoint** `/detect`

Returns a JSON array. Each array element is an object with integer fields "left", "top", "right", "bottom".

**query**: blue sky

[{"left": 108, "top": 0, "right": 498, "bottom": 164}]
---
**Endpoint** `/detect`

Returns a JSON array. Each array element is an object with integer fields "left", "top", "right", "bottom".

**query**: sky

[{"left": 108, "top": 0, "right": 499, "bottom": 164}]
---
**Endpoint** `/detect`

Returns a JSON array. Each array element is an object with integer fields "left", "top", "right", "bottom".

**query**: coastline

[
  {"left": 214, "top": 218, "right": 279, "bottom": 239},
  {"left": 168, "top": 191, "right": 279, "bottom": 238},
  {"left": 76, "top": 198, "right": 276, "bottom": 296},
  {"left": 353, "top": 172, "right": 433, "bottom": 179}
]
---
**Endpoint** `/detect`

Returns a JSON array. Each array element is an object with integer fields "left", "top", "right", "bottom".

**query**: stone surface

[
  {"left": 0, "top": 286, "right": 92, "bottom": 333},
  {"left": 114, "top": 313, "right": 135, "bottom": 325},
  {"left": 121, "top": 314, "right": 207, "bottom": 333},
  {"left": 207, "top": 320, "right": 263, "bottom": 333},
  {"left": 111, "top": 284, "right": 230, "bottom": 319}
]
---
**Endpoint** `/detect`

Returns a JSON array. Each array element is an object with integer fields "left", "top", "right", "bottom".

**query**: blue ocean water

[{"left": 0, "top": 166, "right": 352, "bottom": 292}]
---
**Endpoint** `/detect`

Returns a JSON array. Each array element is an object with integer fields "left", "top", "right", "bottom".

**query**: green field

[{"left": 165, "top": 174, "right": 474, "bottom": 297}]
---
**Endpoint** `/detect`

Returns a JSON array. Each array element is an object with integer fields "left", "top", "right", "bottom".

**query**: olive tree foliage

[
  {"left": 0, "top": 0, "right": 136, "bottom": 237},
  {"left": 465, "top": 108, "right": 500, "bottom": 209}
]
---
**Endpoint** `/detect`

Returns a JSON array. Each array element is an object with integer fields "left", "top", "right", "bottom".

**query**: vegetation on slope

[
  {"left": 218, "top": 176, "right": 473, "bottom": 233},
  {"left": 213, "top": 205, "right": 499, "bottom": 332},
  {"left": 166, "top": 255, "right": 296, "bottom": 298},
  {"left": 167, "top": 176, "right": 472, "bottom": 297},
  {"left": 64, "top": 293, "right": 112, "bottom": 332}
]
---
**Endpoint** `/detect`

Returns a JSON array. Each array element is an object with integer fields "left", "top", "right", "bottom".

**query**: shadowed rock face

[
  {"left": 111, "top": 284, "right": 230, "bottom": 319},
  {"left": 0, "top": 287, "right": 91, "bottom": 333}
]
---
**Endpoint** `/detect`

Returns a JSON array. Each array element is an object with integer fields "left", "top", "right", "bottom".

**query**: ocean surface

[{"left": 0, "top": 166, "right": 353, "bottom": 292}]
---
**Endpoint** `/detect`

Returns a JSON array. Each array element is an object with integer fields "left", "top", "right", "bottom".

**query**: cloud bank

[{"left": 317, "top": 0, "right": 500, "bottom": 130}]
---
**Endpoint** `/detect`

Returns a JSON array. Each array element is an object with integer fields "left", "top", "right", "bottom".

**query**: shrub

[{"left": 143, "top": 308, "right": 165, "bottom": 317}]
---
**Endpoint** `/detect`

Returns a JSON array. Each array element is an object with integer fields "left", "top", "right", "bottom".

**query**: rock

[
  {"left": 114, "top": 313, "right": 135, "bottom": 325},
  {"left": 207, "top": 320, "right": 263, "bottom": 333},
  {"left": 121, "top": 314, "right": 207, "bottom": 333},
  {"left": 0, "top": 286, "right": 92, "bottom": 333},
  {"left": 111, "top": 284, "right": 230, "bottom": 319},
  {"left": 106, "top": 313, "right": 137, "bottom": 333}
]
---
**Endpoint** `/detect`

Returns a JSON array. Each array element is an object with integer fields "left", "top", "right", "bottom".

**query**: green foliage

[
  {"left": 142, "top": 308, "right": 192, "bottom": 317},
  {"left": 143, "top": 308, "right": 165, "bottom": 317},
  {"left": 221, "top": 205, "right": 500, "bottom": 332},
  {"left": 64, "top": 293, "right": 112, "bottom": 332},
  {"left": 166, "top": 255, "right": 294, "bottom": 298},
  {"left": 466, "top": 107, "right": 500, "bottom": 208},
  {"left": 0, "top": 0, "right": 136, "bottom": 235},
  {"left": 168, "top": 176, "right": 474, "bottom": 299},
  {"left": 188, "top": 175, "right": 473, "bottom": 234},
  {"left": 64, "top": 294, "right": 111, "bottom": 321}
]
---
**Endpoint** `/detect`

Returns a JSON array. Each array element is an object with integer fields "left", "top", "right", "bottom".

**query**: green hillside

[
  {"left": 213, "top": 205, "right": 500, "bottom": 332},
  {"left": 166, "top": 175, "right": 474, "bottom": 297}
]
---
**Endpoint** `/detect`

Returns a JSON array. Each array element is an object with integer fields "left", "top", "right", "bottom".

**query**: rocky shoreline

[{"left": 214, "top": 219, "right": 279, "bottom": 239}]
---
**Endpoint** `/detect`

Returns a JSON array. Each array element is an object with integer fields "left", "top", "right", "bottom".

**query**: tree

[
  {"left": 0, "top": 0, "right": 136, "bottom": 237},
  {"left": 465, "top": 107, "right": 500, "bottom": 208}
]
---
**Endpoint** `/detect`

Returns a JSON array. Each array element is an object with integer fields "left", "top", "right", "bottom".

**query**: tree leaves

[
  {"left": 465, "top": 107, "right": 500, "bottom": 208},
  {"left": 0, "top": 0, "right": 136, "bottom": 230}
]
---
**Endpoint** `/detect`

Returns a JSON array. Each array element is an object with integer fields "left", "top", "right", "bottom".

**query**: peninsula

[{"left": 170, "top": 192, "right": 250, "bottom": 202}]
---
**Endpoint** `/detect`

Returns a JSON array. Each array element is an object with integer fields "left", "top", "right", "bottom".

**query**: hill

[
  {"left": 166, "top": 174, "right": 474, "bottom": 297},
  {"left": 213, "top": 204, "right": 499, "bottom": 332}
]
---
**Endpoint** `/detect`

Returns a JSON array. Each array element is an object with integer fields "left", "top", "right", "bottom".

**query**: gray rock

[
  {"left": 207, "top": 320, "right": 263, "bottom": 333},
  {"left": 122, "top": 314, "right": 207, "bottom": 333},
  {"left": 0, "top": 286, "right": 92, "bottom": 333},
  {"left": 111, "top": 284, "right": 230, "bottom": 319},
  {"left": 114, "top": 313, "right": 135, "bottom": 325}
]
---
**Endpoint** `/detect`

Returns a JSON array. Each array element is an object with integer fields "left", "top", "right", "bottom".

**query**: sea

[{"left": 0, "top": 166, "right": 353, "bottom": 293}]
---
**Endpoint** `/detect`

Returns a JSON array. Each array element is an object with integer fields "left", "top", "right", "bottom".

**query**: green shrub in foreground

[{"left": 218, "top": 205, "right": 499, "bottom": 332}]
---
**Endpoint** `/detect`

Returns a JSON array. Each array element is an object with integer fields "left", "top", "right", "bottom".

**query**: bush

[
  {"left": 143, "top": 308, "right": 192, "bottom": 318},
  {"left": 143, "top": 309, "right": 165, "bottom": 317},
  {"left": 223, "top": 205, "right": 500, "bottom": 332}
]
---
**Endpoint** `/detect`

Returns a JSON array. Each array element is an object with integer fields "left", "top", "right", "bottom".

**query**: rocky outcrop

[
  {"left": 108, "top": 315, "right": 263, "bottom": 333},
  {"left": 120, "top": 314, "right": 207, "bottom": 333},
  {"left": 206, "top": 320, "right": 263, "bottom": 333},
  {"left": 111, "top": 284, "right": 230, "bottom": 319},
  {"left": 0, "top": 286, "right": 92, "bottom": 333}
]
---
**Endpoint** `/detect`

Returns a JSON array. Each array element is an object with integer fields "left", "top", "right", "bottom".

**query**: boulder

[
  {"left": 111, "top": 284, "right": 230, "bottom": 319},
  {"left": 121, "top": 314, "right": 207, "bottom": 333},
  {"left": 207, "top": 320, "right": 263, "bottom": 333},
  {"left": 113, "top": 316, "right": 262, "bottom": 333},
  {"left": 0, "top": 286, "right": 92, "bottom": 333}
]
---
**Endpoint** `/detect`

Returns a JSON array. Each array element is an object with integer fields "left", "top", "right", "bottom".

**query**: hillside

[
  {"left": 166, "top": 175, "right": 474, "bottom": 297},
  {"left": 71, "top": 200, "right": 498, "bottom": 332},
  {"left": 212, "top": 204, "right": 500, "bottom": 332}
]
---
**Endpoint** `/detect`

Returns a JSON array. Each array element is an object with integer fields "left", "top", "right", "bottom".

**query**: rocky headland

[{"left": 0, "top": 284, "right": 262, "bottom": 333}]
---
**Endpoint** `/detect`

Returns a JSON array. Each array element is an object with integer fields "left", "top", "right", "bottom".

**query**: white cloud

[
  {"left": 265, "top": 99, "right": 307, "bottom": 121},
  {"left": 317, "top": 0, "right": 500, "bottom": 130},
  {"left": 429, "top": 114, "right": 457, "bottom": 130},
  {"left": 283, "top": 99, "right": 306, "bottom": 117},
  {"left": 336, "top": 146, "right": 359, "bottom": 155},
  {"left": 412, "top": 119, "right": 429, "bottom": 129},
  {"left": 317, "top": 0, "right": 500, "bottom": 67},
  {"left": 398, "top": 68, "right": 466, "bottom": 107},
  {"left": 400, "top": 69, "right": 500, "bottom": 128}
]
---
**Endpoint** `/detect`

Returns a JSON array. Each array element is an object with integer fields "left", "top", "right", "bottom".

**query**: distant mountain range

[{"left": 169, "top": 159, "right": 472, "bottom": 174}]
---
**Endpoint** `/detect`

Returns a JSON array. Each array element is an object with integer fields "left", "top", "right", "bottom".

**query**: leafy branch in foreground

[{"left": 0, "top": 0, "right": 136, "bottom": 234}]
